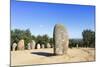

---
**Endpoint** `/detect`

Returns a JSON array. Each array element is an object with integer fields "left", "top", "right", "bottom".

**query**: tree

[
  {"left": 82, "top": 29, "right": 95, "bottom": 48},
  {"left": 24, "top": 29, "right": 32, "bottom": 49},
  {"left": 36, "top": 35, "right": 42, "bottom": 44},
  {"left": 11, "top": 29, "right": 32, "bottom": 50},
  {"left": 69, "top": 39, "right": 83, "bottom": 48},
  {"left": 31, "top": 35, "right": 36, "bottom": 41},
  {"left": 43, "top": 35, "right": 50, "bottom": 48},
  {"left": 49, "top": 38, "right": 54, "bottom": 48}
]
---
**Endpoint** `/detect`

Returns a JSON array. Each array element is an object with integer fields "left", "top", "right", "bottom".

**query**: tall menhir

[{"left": 53, "top": 24, "right": 69, "bottom": 55}]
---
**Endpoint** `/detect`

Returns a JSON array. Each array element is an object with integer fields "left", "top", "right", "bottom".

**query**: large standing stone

[
  {"left": 47, "top": 43, "right": 51, "bottom": 48},
  {"left": 27, "top": 43, "right": 31, "bottom": 50},
  {"left": 37, "top": 43, "right": 41, "bottom": 49},
  {"left": 17, "top": 39, "right": 24, "bottom": 50},
  {"left": 12, "top": 43, "right": 17, "bottom": 51},
  {"left": 53, "top": 24, "right": 69, "bottom": 55},
  {"left": 30, "top": 40, "right": 35, "bottom": 49}
]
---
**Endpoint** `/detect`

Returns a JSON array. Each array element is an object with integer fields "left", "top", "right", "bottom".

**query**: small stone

[
  {"left": 30, "top": 40, "right": 35, "bottom": 49},
  {"left": 76, "top": 44, "right": 78, "bottom": 48},
  {"left": 12, "top": 43, "right": 17, "bottom": 51},
  {"left": 37, "top": 43, "right": 41, "bottom": 49},
  {"left": 47, "top": 43, "right": 51, "bottom": 48},
  {"left": 27, "top": 43, "right": 31, "bottom": 50},
  {"left": 42, "top": 44, "right": 45, "bottom": 48}
]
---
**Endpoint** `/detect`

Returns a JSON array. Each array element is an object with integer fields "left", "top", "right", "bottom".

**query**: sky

[{"left": 11, "top": 0, "right": 95, "bottom": 38}]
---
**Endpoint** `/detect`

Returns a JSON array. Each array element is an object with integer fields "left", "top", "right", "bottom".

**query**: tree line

[
  {"left": 11, "top": 29, "right": 53, "bottom": 50},
  {"left": 11, "top": 29, "right": 95, "bottom": 50},
  {"left": 69, "top": 30, "right": 95, "bottom": 48}
]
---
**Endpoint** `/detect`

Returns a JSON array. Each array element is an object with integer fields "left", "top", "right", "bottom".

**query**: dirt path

[{"left": 11, "top": 48, "right": 95, "bottom": 66}]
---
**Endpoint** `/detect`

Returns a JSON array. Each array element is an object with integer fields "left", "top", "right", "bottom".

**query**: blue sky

[{"left": 11, "top": 0, "right": 95, "bottom": 38}]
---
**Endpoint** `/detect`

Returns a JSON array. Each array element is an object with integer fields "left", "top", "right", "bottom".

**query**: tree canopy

[
  {"left": 11, "top": 29, "right": 53, "bottom": 50},
  {"left": 82, "top": 29, "right": 95, "bottom": 48},
  {"left": 11, "top": 29, "right": 95, "bottom": 50}
]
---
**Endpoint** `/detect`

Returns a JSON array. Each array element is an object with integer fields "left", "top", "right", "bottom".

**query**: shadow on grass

[{"left": 31, "top": 52, "right": 55, "bottom": 57}]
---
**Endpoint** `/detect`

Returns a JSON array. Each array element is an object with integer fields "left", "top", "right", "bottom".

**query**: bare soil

[{"left": 11, "top": 48, "right": 95, "bottom": 66}]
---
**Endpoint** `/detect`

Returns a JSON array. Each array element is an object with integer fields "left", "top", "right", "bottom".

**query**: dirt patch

[{"left": 11, "top": 48, "right": 95, "bottom": 66}]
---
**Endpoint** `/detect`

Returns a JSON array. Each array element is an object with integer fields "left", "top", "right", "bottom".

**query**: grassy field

[{"left": 11, "top": 48, "right": 95, "bottom": 66}]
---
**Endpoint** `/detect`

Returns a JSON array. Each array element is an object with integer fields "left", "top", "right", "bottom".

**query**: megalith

[
  {"left": 30, "top": 40, "right": 35, "bottom": 49},
  {"left": 42, "top": 44, "right": 45, "bottom": 48},
  {"left": 12, "top": 43, "right": 17, "bottom": 51},
  {"left": 37, "top": 43, "right": 41, "bottom": 49},
  {"left": 17, "top": 39, "right": 24, "bottom": 50},
  {"left": 47, "top": 43, "right": 51, "bottom": 48},
  {"left": 53, "top": 24, "right": 69, "bottom": 55},
  {"left": 27, "top": 43, "right": 31, "bottom": 50}
]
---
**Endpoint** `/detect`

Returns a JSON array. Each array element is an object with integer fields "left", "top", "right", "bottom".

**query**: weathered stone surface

[
  {"left": 12, "top": 43, "right": 17, "bottom": 51},
  {"left": 17, "top": 39, "right": 24, "bottom": 50},
  {"left": 47, "top": 43, "right": 51, "bottom": 48},
  {"left": 37, "top": 44, "right": 41, "bottom": 49},
  {"left": 53, "top": 24, "right": 69, "bottom": 55},
  {"left": 30, "top": 40, "right": 35, "bottom": 49},
  {"left": 27, "top": 43, "right": 31, "bottom": 50}
]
